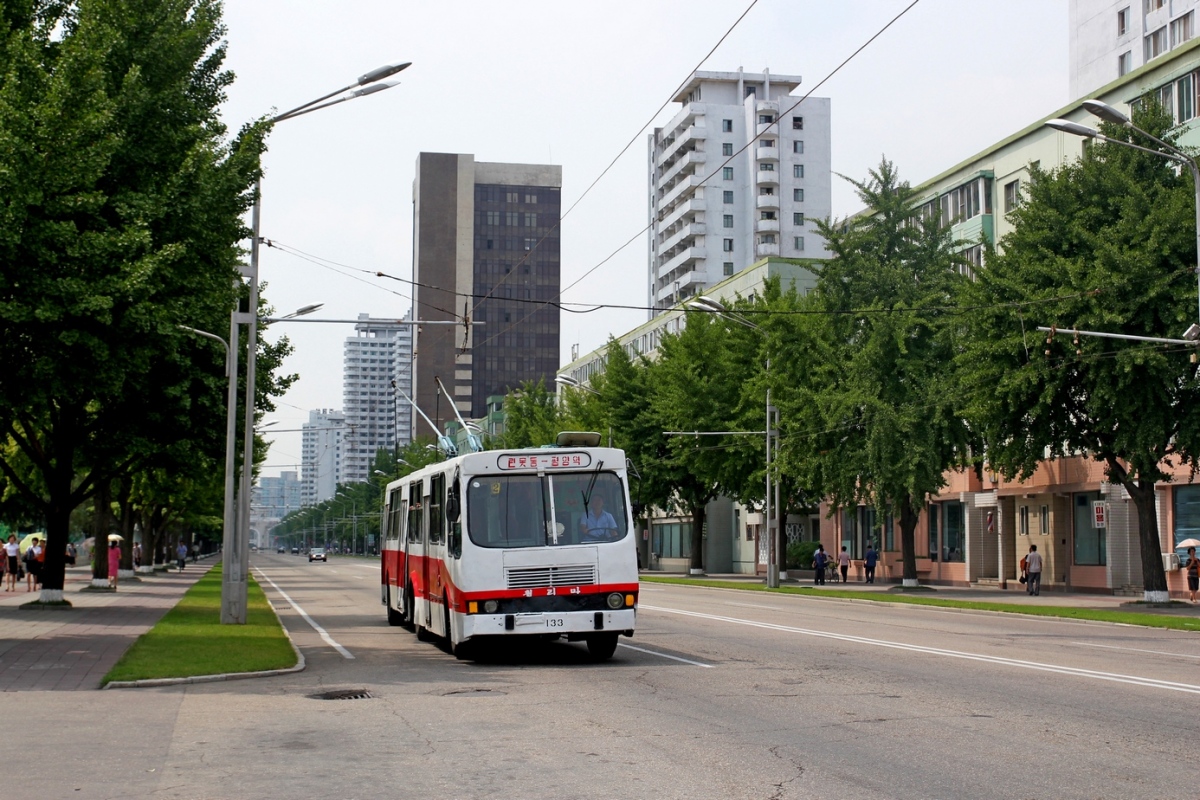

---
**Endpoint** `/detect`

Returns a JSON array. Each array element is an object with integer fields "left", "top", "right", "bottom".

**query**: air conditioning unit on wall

[{"left": 1163, "top": 553, "right": 1181, "bottom": 571}]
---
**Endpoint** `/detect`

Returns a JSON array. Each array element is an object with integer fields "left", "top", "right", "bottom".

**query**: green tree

[
  {"left": 782, "top": 159, "right": 974, "bottom": 585},
  {"left": 959, "top": 106, "right": 1200, "bottom": 602},
  {"left": 0, "top": 0, "right": 268, "bottom": 598},
  {"left": 496, "top": 379, "right": 562, "bottom": 449}
]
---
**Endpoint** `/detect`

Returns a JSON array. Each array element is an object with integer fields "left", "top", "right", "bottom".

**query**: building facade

[
  {"left": 647, "top": 68, "right": 831, "bottom": 315},
  {"left": 412, "top": 153, "right": 562, "bottom": 437},
  {"left": 1071, "top": 0, "right": 1199, "bottom": 98},
  {"left": 251, "top": 471, "right": 302, "bottom": 549},
  {"left": 300, "top": 408, "right": 346, "bottom": 507},
  {"left": 342, "top": 312, "right": 413, "bottom": 483}
]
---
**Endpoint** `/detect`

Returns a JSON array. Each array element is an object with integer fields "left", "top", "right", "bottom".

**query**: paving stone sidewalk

[{"left": 0, "top": 561, "right": 213, "bottom": 691}]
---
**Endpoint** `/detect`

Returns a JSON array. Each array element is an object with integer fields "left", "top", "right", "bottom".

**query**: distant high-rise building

[
  {"left": 251, "top": 470, "right": 303, "bottom": 547},
  {"left": 411, "top": 153, "right": 561, "bottom": 435},
  {"left": 648, "top": 68, "right": 831, "bottom": 315},
  {"left": 1070, "top": 0, "right": 1199, "bottom": 98},
  {"left": 342, "top": 312, "right": 413, "bottom": 483},
  {"left": 301, "top": 409, "right": 346, "bottom": 506}
]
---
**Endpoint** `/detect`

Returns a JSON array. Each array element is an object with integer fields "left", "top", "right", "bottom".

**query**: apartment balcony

[
  {"left": 756, "top": 241, "right": 780, "bottom": 258},
  {"left": 657, "top": 148, "right": 707, "bottom": 188},
  {"left": 660, "top": 222, "right": 706, "bottom": 253},
  {"left": 755, "top": 218, "right": 779, "bottom": 234},
  {"left": 756, "top": 169, "right": 780, "bottom": 186},
  {"left": 756, "top": 193, "right": 779, "bottom": 210},
  {"left": 755, "top": 144, "right": 779, "bottom": 162},
  {"left": 658, "top": 124, "right": 707, "bottom": 165},
  {"left": 659, "top": 174, "right": 705, "bottom": 215},
  {"left": 756, "top": 121, "right": 778, "bottom": 137},
  {"left": 655, "top": 269, "right": 705, "bottom": 304},
  {"left": 657, "top": 245, "right": 707, "bottom": 277}
]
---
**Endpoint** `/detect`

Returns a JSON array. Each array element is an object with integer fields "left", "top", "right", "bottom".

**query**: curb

[{"left": 103, "top": 597, "right": 306, "bottom": 690}]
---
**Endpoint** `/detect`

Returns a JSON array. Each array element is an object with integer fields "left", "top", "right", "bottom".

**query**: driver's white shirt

[{"left": 582, "top": 509, "right": 617, "bottom": 540}]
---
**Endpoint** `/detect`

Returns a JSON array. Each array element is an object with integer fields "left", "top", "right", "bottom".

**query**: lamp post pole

[{"left": 224, "top": 61, "right": 410, "bottom": 624}]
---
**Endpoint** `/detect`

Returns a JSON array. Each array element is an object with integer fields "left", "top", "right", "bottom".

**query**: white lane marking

[
  {"left": 253, "top": 568, "right": 355, "bottom": 660},
  {"left": 726, "top": 601, "right": 788, "bottom": 612},
  {"left": 352, "top": 576, "right": 365, "bottom": 580},
  {"left": 641, "top": 604, "right": 1200, "bottom": 695},
  {"left": 618, "top": 643, "right": 713, "bottom": 668},
  {"left": 1073, "top": 641, "right": 1200, "bottom": 660}
]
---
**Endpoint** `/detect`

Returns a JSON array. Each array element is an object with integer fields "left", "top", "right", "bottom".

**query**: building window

[
  {"left": 1145, "top": 0, "right": 1165, "bottom": 10},
  {"left": 928, "top": 504, "right": 938, "bottom": 559},
  {"left": 723, "top": 167, "right": 734, "bottom": 180},
  {"left": 1117, "top": 6, "right": 1129, "bottom": 36},
  {"left": 761, "top": 139, "right": 774, "bottom": 148},
  {"left": 524, "top": 212, "right": 537, "bottom": 227},
  {"left": 525, "top": 193, "right": 538, "bottom": 204},
  {"left": 1074, "top": 491, "right": 1106, "bottom": 565},
  {"left": 759, "top": 234, "right": 776, "bottom": 244},
  {"left": 1175, "top": 485, "right": 1200, "bottom": 549},
  {"left": 723, "top": 261, "right": 734, "bottom": 276},
  {"left": 1040, "top": 505, "right": 1050, "bottom": 535},
  {"left": 486, "top": 211, "right": 500, "bottom": 225},
  {"left": 758, "top": 114, "right": 774, "bottom": 124},
  {"left": 722, "top": 238, "right": 734, "bottom": 252},
  {"left": 759, "top": 186, "right": 775, "bottom": 195},
  {"left": 1019, "top": 506, "right": 1030, "bottom": 536},
  {"left": 723, "top": 214, "right": 734, "bottom": 228},
  {"left": 745, "top": 85, "right": 757, "bottom": 98},
  {"left": 1179, "top": 73, "right": 1195, "bottom": 121},
  {"left": 794, "top": 236, "right": 804, "bottom": 251},
  {"left": 1145, "top": 26, "right": 1168, "bottom": 60},
  {"left": 723, "top": 190, "right": 734, "bottom": 204},
  {"left": 722, "top": 119, "right": 733, "bottom": 132},
  {"left": 760, "top": 210, "right": 776, "bottom": 220},
  {"left": 1171, "top": 11, "right": 1193, "bottom": 48},
  {"left": 793, "top": 140, "right": 804, "bottom": 154},
  {"left": 1118, "top": 50, "right": 1133, "bottom": 76},
  {"left": 506, "top": 212, "right": 518, "bottom": 226},
  {"left": 962, "top": 244, "right": 983, "bottom": 277},
  {"left": 793, "top": 164, "right": 804, "bottom": 178},
  {"left": 651, "top": 521, "right": 692, "bottom": 559},
  {"left": 1004, "top": 179, "right": 1020, "bottom": 212},
  {"left": 793, "top": 188, "right": 804, "bottom": 202},
  {"left": 793, "top": 212, "right": 805, "bottom": 225},
  {"left": 505, "top": 191, "right": 519, "bottom": 203},
  {"left": 792, "top": 116, "right": 803, "bottom": 130},
  {"left": 722, "top": 142, "right": 733, "bottom": 156},
  {"left": 759, "top": 162, "right": 775, "bottom": 171},
  {"left": 943, "top": 501, "right": 964, "bottom": 562}
]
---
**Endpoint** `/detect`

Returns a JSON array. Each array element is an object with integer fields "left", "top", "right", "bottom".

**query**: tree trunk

[
  {"left": 91, "top": 481, "right": 112, "bottom": 588},
  {"left": 689, "top": 503, "right": 706, "bottom": 573},
  {"left": 1124, "top": 474, "right": 1169, "bottom": 602},
  {"left": 116, "top": 476, "right": 135, "bottom": 572},
  {"left": 899, "top": 499, "right": 919, "bottom": 587}
]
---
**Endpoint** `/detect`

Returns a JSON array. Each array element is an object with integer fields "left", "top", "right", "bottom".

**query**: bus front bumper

[{"left": 463, "top": 608, "right": 635, "bottom": 638}]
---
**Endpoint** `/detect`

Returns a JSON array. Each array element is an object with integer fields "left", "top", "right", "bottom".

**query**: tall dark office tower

[{"left": 411, "top": 153, "right": 562, "bottom": 437}]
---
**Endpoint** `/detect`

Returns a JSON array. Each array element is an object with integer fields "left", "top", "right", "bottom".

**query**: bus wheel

[
  {"left": 586, "top": 633, "right": 619, "bottom": 661},
  {"left": 386, "top": 583, "right": 404, "bottom": 627}
]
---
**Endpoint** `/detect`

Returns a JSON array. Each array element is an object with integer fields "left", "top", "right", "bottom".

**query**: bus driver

[{"left": 580, "top": 495, "right": 618, "bottom": 542}]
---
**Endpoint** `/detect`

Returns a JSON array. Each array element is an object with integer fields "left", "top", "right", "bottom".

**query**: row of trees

[
  {"left": 504, "top": 107, "right": 1199, "bottom": 599},
  {"left": 0, "top": 1, "right": 294, "bottom": 597}
]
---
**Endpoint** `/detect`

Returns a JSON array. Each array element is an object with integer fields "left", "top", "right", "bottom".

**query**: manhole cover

[
  {"left": 441, "top": 688, "right": 506, "bottom": 697},
  {"left": 308, "top": 689, "right": 372, "bottom": 701}
]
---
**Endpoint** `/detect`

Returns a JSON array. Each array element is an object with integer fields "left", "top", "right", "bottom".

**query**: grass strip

[
  {"left": 641, "top": 575, "right": 1200, "bottom": 632},
  {"left": 103, "top": 563, "right": 296, "bottom": 684}
]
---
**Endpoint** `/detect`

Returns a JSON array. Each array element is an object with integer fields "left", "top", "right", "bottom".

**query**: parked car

[
  {"left": 277, "top": 546, "right": 286, "bottom": 554},
  {"left": 308, "top": 547, "right": 327, "bottom": 563},
  {"left": 291, "top": 546, "right": 300, "bottom": 554}
]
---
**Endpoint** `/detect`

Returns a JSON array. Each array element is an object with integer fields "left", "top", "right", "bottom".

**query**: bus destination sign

[{"left": 497, "top": 452, "right": 592, "bottom": 471}]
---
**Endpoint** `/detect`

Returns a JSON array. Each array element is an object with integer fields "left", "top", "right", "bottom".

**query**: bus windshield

[{"left": 466, "top": 471, "right": 628, "bottom": 548}]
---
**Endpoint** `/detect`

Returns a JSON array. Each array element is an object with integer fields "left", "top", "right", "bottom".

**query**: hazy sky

[{"left": 217, "top": 0, "right": 1069, "bottom": 477}]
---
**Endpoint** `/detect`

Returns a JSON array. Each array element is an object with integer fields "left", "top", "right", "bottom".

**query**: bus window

[
  {"left": 387, "top": 487, "right": 404, "bottom": 543},
  {"left": 429, "top": 473, "right": 445, "bottom": 545},
  {"left": 406, "top": 481, "right": 422, "bottom": 544},
  {"left": 467, "top": 475, "right": 545, "bottom": 548},
  {"left": 551, "top": 472, "right": 628, "bottom": 544}
]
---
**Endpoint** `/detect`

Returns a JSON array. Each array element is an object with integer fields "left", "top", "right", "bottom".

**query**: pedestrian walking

[
  {"left": 2, "top": 534, "right": 16, "bottom": 592},
  {"left": 813, "top": 544, "right": 828, "bottom": 585},
  {"left": 864, "top": 544, "right": 878, "bottom": 584},
  {"left": 1185, "top": 546, "right": 1199, "bottom": 603},
  {"left": 190, "top": 542, "right": 199, "bottom": 563},
  {"left": 176, "top": 542, "right": 188, "bottom": 571},
  {"left": 837, "top": 546, "right": 850, "bottom": 584},
  {"left": 65, "top": 542, "right": 77, "bottom": 566},
  {"left": 25, "top": 537, "right": 43, "bottom": 592},
  {"left": 107, "top": 539, "right": 121, "bottom": 590},
  {"left": 132, "top": 542, "right": 142, "bottom": 569},
  {"left": 1025, "top": 544, "right": 1043, "bottom": 596}
]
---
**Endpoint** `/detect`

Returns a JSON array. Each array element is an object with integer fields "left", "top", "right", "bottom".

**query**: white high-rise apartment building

[
  {"left": 1071, "top": 0, "right": 1199, "bottom": 98},
  {"left": 301, "top": 408, "right": 346, "bottom": 506},
  {"left": 342, "top": 312, "right": 413, "bottom": 483},
  {"left": 648, "top": 68, "right": 831, "bottom": 315}
]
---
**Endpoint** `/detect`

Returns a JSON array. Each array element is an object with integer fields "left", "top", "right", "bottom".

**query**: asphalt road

[{"left": 19, "top": 553, "right": 1200, "bottom": 799}]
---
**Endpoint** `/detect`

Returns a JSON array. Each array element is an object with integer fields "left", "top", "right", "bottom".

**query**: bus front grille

[{"left": 506, "top": 565, "right": 597, "bottom": 589}]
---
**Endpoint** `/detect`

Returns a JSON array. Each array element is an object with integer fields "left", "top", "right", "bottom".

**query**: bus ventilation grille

[{"left": 506, "top": 565, "right": 597, "bottom": 589}]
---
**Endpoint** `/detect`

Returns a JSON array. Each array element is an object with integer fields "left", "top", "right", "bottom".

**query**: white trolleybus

[{"left": 381, "top": 432, "right": 638, "bottom": 660}]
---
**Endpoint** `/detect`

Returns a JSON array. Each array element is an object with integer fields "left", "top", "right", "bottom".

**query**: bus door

[{"left": 425, "top": 472, "right": 447, "bottom": 634}]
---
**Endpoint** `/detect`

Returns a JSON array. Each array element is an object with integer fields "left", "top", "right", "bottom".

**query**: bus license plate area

[{"left": 463, "top": 610, "right": 635, "bottom": 637}]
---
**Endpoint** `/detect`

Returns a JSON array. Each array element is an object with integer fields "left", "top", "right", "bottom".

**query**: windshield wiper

[{"left": 581, "top": 459, "right": 604, "bottom": 514}]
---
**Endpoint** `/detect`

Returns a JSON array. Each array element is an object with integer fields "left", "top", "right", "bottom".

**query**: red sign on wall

[{"left": 1092, "top": 501, "right": 1108, "bottom": 529}]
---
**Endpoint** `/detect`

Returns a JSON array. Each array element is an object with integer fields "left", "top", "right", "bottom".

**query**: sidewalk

[
  {"left": 641, "top": 571, "right": 1200, "bottom": 615},
  {"left": 0, "top": 561, "right": 212, "bottom": 691}
]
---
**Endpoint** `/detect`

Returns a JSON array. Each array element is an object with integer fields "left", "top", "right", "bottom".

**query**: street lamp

[
  {"left": 686, "top": 297, "right": 782, "bottom": 588},
  {"left": 1047, "top": 100, "right": 1200, "bottom": 334},
  {"left": 224, "top": 62, "right": 409, "bottom": 624}
]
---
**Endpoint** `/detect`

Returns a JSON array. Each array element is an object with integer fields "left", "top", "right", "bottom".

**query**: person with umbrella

[{"left": 1184, "top": 545, "right": 1200, "bottom": 604}]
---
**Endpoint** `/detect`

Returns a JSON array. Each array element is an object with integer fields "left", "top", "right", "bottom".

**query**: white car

[{"left": 308, "top": 548, "right": 327, "bottom": 563}]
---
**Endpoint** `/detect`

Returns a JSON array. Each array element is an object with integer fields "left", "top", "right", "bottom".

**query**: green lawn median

[
  {"left": 641, "top": 575, "right": 1200, "bottom": 633},
  {"left": 103, "top": 563, "right": 297, "bottom": 685}
]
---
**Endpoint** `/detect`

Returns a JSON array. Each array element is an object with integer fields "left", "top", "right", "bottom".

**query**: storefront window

[
  {"left": 943, "top": 501, "right": 964, "bottom": 562},
  {"left": 928, "top": 504, "right": 939, "bottom": 560},
  {"left": 1073, "top": 491, "right": 1106, "bottom": 565},
  {"left": 1174, "top": 486, "right": 1200, "bottom": 549},
  {"left": 651, "top": 522, "right": 692, "bottom": 559}
]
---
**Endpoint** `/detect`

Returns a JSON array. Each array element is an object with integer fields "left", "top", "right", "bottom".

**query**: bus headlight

[
  {"left": 483, "top": 600, "right": 499, "bottom": 614},
  {"left": 606, "top": 592, "right": 624, "bottom": 610}
]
